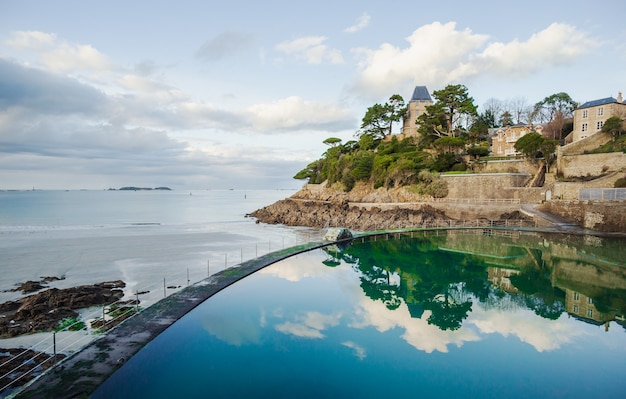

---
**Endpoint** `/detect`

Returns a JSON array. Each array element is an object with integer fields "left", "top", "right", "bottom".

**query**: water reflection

[
  {"left": 94, "top": 229, "right": 626, "bottom": 399},
  {"left": 324, "top": 229, "right": 626, "bottom": 337}
]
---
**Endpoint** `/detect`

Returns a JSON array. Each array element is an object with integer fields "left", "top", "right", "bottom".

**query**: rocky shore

[
  {"left": 249, "top": 198, "right": 454, "bottom": 230},
  {"left": 248, "top": 183, "right": 532, "bottom": 231},
  {"left": 0, "top": 280, "right": 126, "bottom": 338}
]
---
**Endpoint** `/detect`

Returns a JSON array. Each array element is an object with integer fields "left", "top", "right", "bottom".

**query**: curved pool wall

[{"left": 16, "top": 225, "right": 626, "bottom": 398}]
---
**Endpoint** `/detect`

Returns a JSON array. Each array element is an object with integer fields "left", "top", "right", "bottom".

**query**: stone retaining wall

[
  {"left": 558, "top": 152, "right": 626, "bottom": 178},
  {"left": 538, "top": 200, "right": 626, "bottom": 232},
  {"left": 441, "top": 173, "right": 531, "bottom": 200}
]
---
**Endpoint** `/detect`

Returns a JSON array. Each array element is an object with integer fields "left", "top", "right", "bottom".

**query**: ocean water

[{"left": 0, "top": 189, "right": 315, "bottom": 305}]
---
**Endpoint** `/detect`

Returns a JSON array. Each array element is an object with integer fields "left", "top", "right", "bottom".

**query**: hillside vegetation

[{"left": 294, "top": 84, "right": 579, "bottom": 195}]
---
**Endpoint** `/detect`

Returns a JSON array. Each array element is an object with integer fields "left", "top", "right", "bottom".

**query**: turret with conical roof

[{"left": 402, "top": 86, "right": 433, "bottom": 137}]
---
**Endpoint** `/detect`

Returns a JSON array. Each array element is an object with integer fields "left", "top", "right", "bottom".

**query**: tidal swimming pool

[{"left": 93, "top": 230, "right": 626, "bottom": 398}]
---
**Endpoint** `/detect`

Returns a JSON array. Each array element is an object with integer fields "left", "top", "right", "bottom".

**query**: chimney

[{"left": 618, "top": 92, "right": 623, "bottom": 103}]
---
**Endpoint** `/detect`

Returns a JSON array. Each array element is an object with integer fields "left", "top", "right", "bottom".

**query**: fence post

[
  {"left": 225, "top": 254, "right": 227, "bottom": 268},
  {"left": 207, "top": 259, "right": 210, "bottom": 277},
  {"left": 136, "top": 291, "right": 139, "bottom": 312},
  {"left": 187, "top": 268, "right": 190, "bottom": 286},
  {"left": 53, "top": 332, "right": 57, "bottom": 364},
  {"left": 163, "top": 278, "right": 166, "bottom": 298}
]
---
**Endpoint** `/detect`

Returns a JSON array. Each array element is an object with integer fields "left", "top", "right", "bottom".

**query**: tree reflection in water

[{"left": 324, "top": 230, "right": 626, "bottom": 331}]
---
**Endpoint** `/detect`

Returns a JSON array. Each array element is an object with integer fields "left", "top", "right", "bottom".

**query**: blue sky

[{"left": 1, "top": 0, "right": 624, "bottom": 190}]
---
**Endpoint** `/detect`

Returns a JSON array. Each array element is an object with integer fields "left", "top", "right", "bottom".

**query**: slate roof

[
  {"left": 410, "top": 86, "right": 432, "bottom": 102},
  {"left": 578, "top": 97, "right": 617, "bottom": 109}
]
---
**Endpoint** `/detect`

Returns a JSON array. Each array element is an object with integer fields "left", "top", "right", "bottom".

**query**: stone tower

[{"left": 402, "top": 86, "right": 433, "bottom": 137}]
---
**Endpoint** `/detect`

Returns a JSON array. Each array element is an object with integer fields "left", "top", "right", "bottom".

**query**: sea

[{"left": 0, "top": 189, "right": 318, "bottom": 307}]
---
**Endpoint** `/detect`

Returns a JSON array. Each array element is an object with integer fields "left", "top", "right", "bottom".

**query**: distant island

[{"left": 114, "top": 187, "right": 172, "bottom": 191}]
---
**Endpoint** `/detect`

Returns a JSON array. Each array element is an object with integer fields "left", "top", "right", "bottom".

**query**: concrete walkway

[{"left": 16, "top": 241, "right": 334, "bottom": 399}]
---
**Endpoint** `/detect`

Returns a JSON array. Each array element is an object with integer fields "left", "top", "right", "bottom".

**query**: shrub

[
  {"left": 615, "top": 177, "right": 626, "bottom": 188},
  {"left": 450, "top": 163, "right": 467, "bottom": 172},
  {"left": 56, "top": 317, "right": 86, "bottom": 332}
]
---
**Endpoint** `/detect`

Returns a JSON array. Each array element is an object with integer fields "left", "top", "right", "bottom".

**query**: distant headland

[{"left": 113, "top": 187, "right": 172, "bottom": 191}]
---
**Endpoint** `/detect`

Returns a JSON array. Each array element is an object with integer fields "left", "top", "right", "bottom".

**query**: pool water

[{"left": 93, "top": 230, "right": 626, "bottom": 398}]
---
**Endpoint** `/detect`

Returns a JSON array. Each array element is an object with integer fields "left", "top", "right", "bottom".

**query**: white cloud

[
  {"left": 246, "top": 96, "right": 353, "bottom": 131},
  {"left": 342, "top": 341, "right": 367, "bottom": 360},
  {"left": 5, "top": 30, "right": 112, "bottom": 73},
  {"left": 469, "top": 306, "right": 585, "bottom": 352},
  {"left": 275, "top": 311, "right": 342, "bottom": 339},
  {"left": 276, "top": 36, "right": 344, "bottom": 64},
  {"left": 4, "top": 30, "right": 56, "bottom": 49},
  {"left": 345, "top": 13, "right": 371, "bottom": 34},
  {"left": 475, "top": 23, "right": 597, "bottom": 78},
  {"left": 350, "top": 295, "right": 480, "bottom": 353},
  {"left": 351, "top": 21, "right": 596, "bottom": 99}
]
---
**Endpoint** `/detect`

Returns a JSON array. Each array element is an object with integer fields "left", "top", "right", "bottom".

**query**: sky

[{"left": 1, "top": 0, "right": 625, "bottom": 190}]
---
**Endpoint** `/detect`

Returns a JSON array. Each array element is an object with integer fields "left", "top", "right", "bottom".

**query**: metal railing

[
  {"left": 431, "top": 198, "right": 521, "bottom": 204},
  {"left": 579, "top": 188, "right": 626, "bottom": 201}
]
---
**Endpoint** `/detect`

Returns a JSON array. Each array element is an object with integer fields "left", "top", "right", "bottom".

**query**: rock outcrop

[
  {"left": 0, "top": 281, "right": 126, "bottom": 337},
  {"left": 249, "top": 198, "right": 451, "bottom": 231}
]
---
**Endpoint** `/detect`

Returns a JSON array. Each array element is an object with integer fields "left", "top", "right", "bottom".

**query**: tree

[
  {"left": 358, "top": 94, "right": 406, "bottom": 141},
  {"left": 509, "top": 96, "right": 530, "bottom": 124},
  {"left": 323, "top": 137, "right": 342, "bottom": 147},
  {"left": 386, "top": 94, "right": 406, "bottom": 136},
  {"left": 601, "top": 116, "right": 625, "bottom": 138},
  {"left": 499, "top": 111, "right": 513, "bottom": 127},
  {"left": 514, "top": 132, "right": 557, "bottom": 159},
  {"left": 534, "top": 92, "right": 577, "bottom": 140},
  {"left": 467, "top": 146, "right": 490, "bottom": 159},
  {"left": 514, "top": 132, "right": 543, "bottom": 158},
  {"left": 481, "top": 98, "right": 503, "bottom": 127},
  {"left": 433, "top": 136, "right": 465, "bottom": 154},
  {"left": 418, "top": 84, "right": 478, "bottom": 139}
]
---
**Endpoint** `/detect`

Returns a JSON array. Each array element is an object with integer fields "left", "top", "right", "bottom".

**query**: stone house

[
  {"left": 490, "top": 124, "right": 543, "bottom": 157},
  {"left": 401, "top": 86, "right": 433, "bottom": 137},
  {"left": 570, "top": 92, "right": 626, "bottom": 142}
]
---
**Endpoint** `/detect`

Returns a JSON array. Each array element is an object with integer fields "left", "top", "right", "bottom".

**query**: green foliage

[
  {"left": 323, "top": 137, "right": 342, "bottom": 147},
  {"left": 499, "top": 111, "right": 513, "bottom": 127},
  {"left": 601, "top": 116, "right": 625, "bottom": 138},
  {"left": 414, "top": 171, "right": 448, "bottom": 198},
  {"left": 418, "top": 84, "right": 478, "bottom": 140},
  {"left": 428, "top": 152, "right": 457, "bottom": 172},
  {"left": 56, "top": 316, "right": 86, "bottom": 332},
  {"left": 587, "top": 133, "right": 626, "bottom": 154},
  {"left": 514, "top": 132, "right": 544, "bottom": 158},
  {"left": 433, "top": 136, "right": 465, "bottom": 153},
  {"left": 350, "top": 152, "right": 374, "bottom": 180},
  {"left": 467, "top": 146, "right": 490, "bottom": 158},
  {"left": 358, "top": 94, "right": 406, "bottom": 141},
  {"left": 614, "top": 176, "right": 626, "bottom": 188}
]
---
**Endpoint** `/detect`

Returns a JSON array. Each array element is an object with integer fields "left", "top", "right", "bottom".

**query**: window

[
  {"left": 597, "top": 121, "right": 604, "bottom": 130},
  {"left": 598, "top": 107, "right": 604, "bottom": 116},
  {"left": 588, "top": 297, "right": 593, "bottom": 304},
  {"left": 582, "top": 123, "right": 588, "bottom": 132},
  {"left": 573, "top": 292, "right": 580, "bottom": 301},
  {"left": 587, "top": 309, "right": 593, "bottom": 317},
  {"left": 582, "top": 110, "right": 588, "bottom": 118},
  {"left": 573, "top": 305, "right": 579, "bottom": 313}
]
